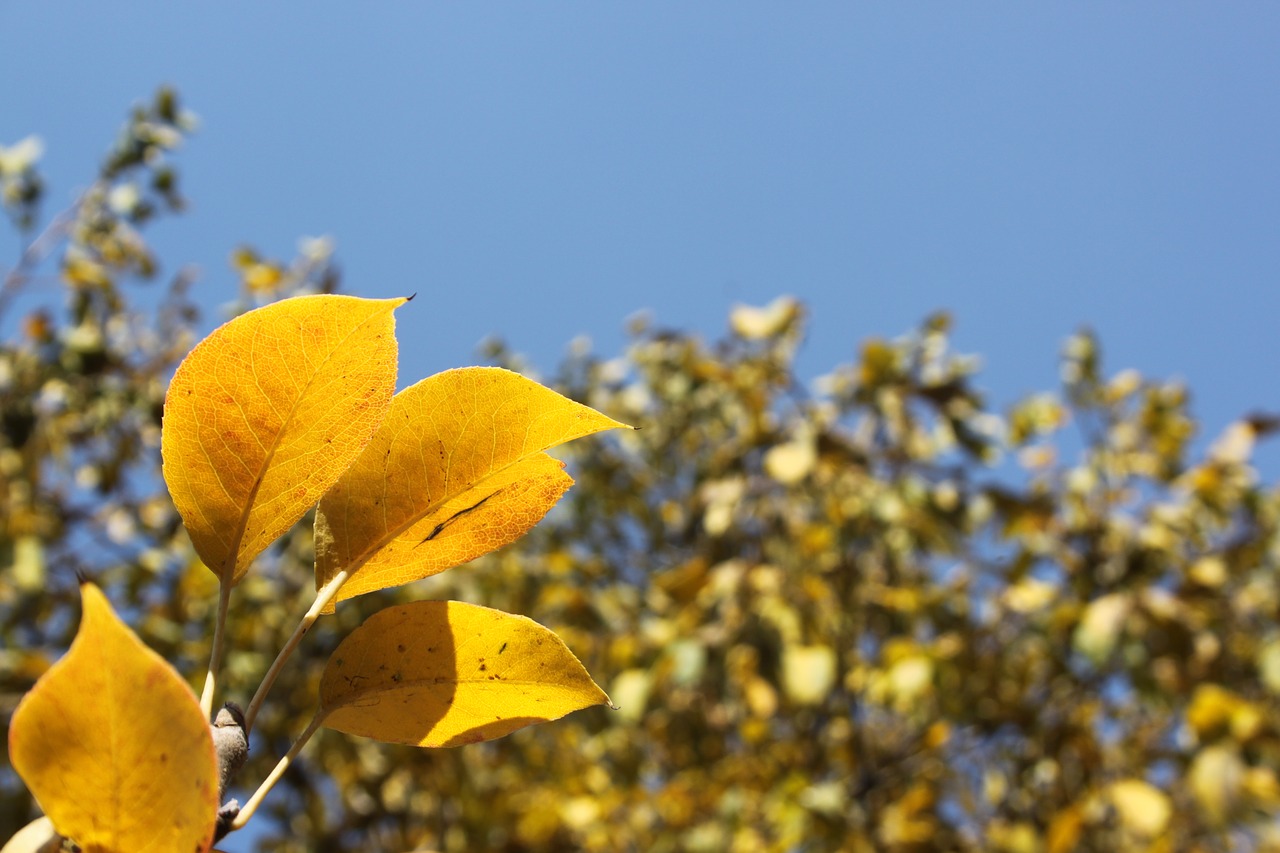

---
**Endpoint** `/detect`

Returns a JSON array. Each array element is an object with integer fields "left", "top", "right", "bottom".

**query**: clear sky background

[{"left": 3, "top": 5, "right": 1278, "bottom": 463}]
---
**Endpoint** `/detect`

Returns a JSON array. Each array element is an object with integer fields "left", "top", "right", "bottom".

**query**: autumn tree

[{"left": 5, "top": 88, "right": 1280, "bottom": 852}]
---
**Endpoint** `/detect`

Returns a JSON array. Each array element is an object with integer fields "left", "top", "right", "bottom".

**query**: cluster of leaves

[
  {"left": 5, "top": 293, "right": 624, "bottom": 852},
  {"left": 5, "top": 89, "right": 1280, "bottom": 852},
  {"left": 1, "top": 92, "right": 624, "bottom": 852}
]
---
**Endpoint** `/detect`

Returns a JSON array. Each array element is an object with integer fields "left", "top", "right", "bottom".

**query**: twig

[
  {"left": 0, "top": 185, "right": 95, "bottom": 324},
  {"left": 229, "top": 708, "right": 329, "bottom": 832}
]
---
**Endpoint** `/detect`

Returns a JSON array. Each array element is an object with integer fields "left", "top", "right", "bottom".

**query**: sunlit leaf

[
  {"left": 319, "top": 600, "right": 611, "bottom": 747},
  {"left": 1108, "top": 778, "right": 1171, "bottom": 837},
  {"left": 0, "top": 817, "right": 60, "bottom": 853},
  {"left": 1072, "top": 592, "right": 1130, "bottom": 665},
  {"left": 782, "top": 644, "right": 835, "bottom": 705},
  {"left": 315, "top": 367, "right": 629, "bottom": 608},
  {"left": 1189, "top": 743, "right": 1245, "bottom": 825},
  {"left": 8, "top": 584, "right": 218, "bottom": 853},
  {"left": 162, "top": 294, "right": 404, "bottom": 583},
  {"left": 729, "top": 295, "right": 799, "bottom": 340}
]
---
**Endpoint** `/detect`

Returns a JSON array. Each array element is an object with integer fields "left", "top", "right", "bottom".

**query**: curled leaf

[
  {"left": 162, "top": 294, "right": 405, "bottom": 583},
  {"left": 315, "top": 366, "right": 629, "bottom": 608},
  {"left": 319, "top": 600, "right": 610, "bottom": 747},
  {"left": 8, "top": 584, "right": 219, "bottom": 853}
]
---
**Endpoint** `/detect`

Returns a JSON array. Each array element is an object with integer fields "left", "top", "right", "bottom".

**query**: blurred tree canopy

[{"left": 4, "top": 89, "right": 1280, "bottom": 853}]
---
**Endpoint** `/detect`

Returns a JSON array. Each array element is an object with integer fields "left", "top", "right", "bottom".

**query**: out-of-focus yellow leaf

[
  {"left": 1072, "top": 592, "right": 1130, "bottom": 665},
  {"left": 1045, "top": 805, "right": 1084, "bottom": 853},
  {"left": 1244, "top": 767, "right": 1280, "bottom": 807},
  {"left": 8, "top": 584, "right": 218, "bottom": 853},
  {"left": 1186, "top": 683, "right": 1241, "bottom": 740},
  {"left": 744, "top": 675, "right": 778, "bottom": 718},
  {"left": 878, "top": 782, "right": 935, "bottom": 846},
  {"left": 763, "top": 438, "right": 816, "bottom": 485},
  {"left": 1002, "top": 577, "right": 1058, "bottom": 614},
  {"left": 729, "top": 295, "right": 798, "bottom": 340},
  {"left": 782, "top": 644, "right": 835, "bottom": 705},
  {"left": 610, "top": 669, "right": 653, "bottom": 723},
  {"left": 162, "top": 294, "right": 404, "bottom": 584},
  {"left": 1188, "top": 743, "right": 1244, "bottom": 825},
  {"left": 987, "top": 820, "right": 1038, "bottom": 853},
  {"left": 0, "top": 817, "right": 60, "bottom": 853},
  {"left": 887, "top": 654, "right": 934, "bottom": 707},
  {"left": 241, "top": 261, "right": 285, "bottom": 293},
  {"left": 319, "top": 600, "right": 610, "bottom": 747},
  {"left": 1108, "top": 778, "right": 1171, "bottom": 837},
  {"left": 314, "top": 367, "right": 629, "bottom": 609}
]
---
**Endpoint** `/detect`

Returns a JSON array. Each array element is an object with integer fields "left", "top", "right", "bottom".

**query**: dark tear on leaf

[{"left": 416, "top": 487, "right": 506, "bottom": 545}]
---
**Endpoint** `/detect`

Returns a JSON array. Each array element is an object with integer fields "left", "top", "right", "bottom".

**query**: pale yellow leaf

[
  {"left": 8, "top": 584, "right": 218, "bottom": 853},
  {"left": 319, "top": 600, "right": 610, "bottom": 747},
  {"left": 763, "top": 439, "right": 815, "bottom": 485},
  {"left": 1072, "top": 592, "right": 1130, "bottom": 665},
  {"left": 1108, "top": 778, "right": 1171, "bottom": 837},
  {"left": 1189, "top": 743, "right": 1244, "bottom": 825},
  {"left": 729, "top": 295, "right": 799, "bottom": 339},
  {"left": 782, "top": 644, "right": 835, "bottom": 705},
  {"left": 162, "top": 294, "right": 404, "bottom": 583},
  {"left": 315, "top": 367, "right": 629, "bottom": 608},
  {"left": 0, "top": 818, "right": 60, "bottom": 853}
]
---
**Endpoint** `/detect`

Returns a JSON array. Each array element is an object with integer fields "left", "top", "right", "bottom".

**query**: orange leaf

[
  {"left": 8, "top": 584, "right": 219, "bottom": 853},
  {"left": 162, "top": 294, "right": 405, "bottom": 584},
  {"left": 315, "top": 367, "right": 628, "bottom": 608},
  {"left": 319, "top": 600, "right": 610, "bottom": 747}
]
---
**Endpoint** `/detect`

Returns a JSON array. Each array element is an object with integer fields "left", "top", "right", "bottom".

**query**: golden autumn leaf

[
  {"left": 162, "top": 294, "right": 405, "bottom": 584},
  {"left": 318, "top": 600, "right": 611, "bottom": 747},
  {"left": 1108, "top": 778, "right": 1172, "bottom": 838},
  {"left": 8, "top": 584, "right": 219, "bottom": 853},
  {"left": 314, "top": 367, "right": 629, "bottom": 608}
]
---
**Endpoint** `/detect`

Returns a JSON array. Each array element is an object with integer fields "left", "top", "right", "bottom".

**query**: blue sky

[{"left": 3, "top": 3, "right": 1278, "bottom": 475}]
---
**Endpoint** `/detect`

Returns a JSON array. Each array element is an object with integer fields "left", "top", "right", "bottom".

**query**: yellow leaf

[
  {"left": 729, "top": 295, "right": 799, "bottom": 340},
  {"left": 1072, "top": 592, "right": 1130, "bottom": 665},
  {"left": 319, "top": 600, "right": 610, "bottom": 747},
  {"left": 1108, "top": 778, "right": 1172, "bottom": 837},
  {"left": 1188, "top": 743, "right": 1244, "bottom": 825},
  {"left": 1186, "top": 683, "right": 1241, "bottom": 740},
  {"left": 782, "top": 644, "right": 836, "bottom": 705},
  {"left": 763, "top": 438, "right": 816, "bottom": 485},
  {"left": 162, "top": 294, "right": 404, "bottom": 584},
  {"left": 1045, "top": 805, "right": 1084, "bottom": 853},
  {"left": 315, "top": 367, "right": 628, "bottom": 609},
  {"left": 8, "top": 584, "right": 218, "bottom": 853}
]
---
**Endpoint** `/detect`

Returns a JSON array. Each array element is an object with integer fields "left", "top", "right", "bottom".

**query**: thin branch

[
  {"left": 229, "top": 708, "right": 328, "bottom": 833},
  {"left": 0, "top": 185, "right": 95, "bottom": 324},
  {"left": 242, "top": 570, "right": 349, "bottom": 733}
]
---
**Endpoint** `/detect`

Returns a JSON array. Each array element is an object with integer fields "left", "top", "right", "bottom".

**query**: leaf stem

[
  {"left": 200, "top": 578, "right": 232, "bottom": 719},
  {"left": 230, "top": 708, "right": 329, "bottom": 833},
  {"left": 243, "top": 570, "right": 349, "bottom": 733}
]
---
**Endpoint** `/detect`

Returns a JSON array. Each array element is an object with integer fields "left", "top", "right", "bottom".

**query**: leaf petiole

[{"left": 199, "top": 577, "right": 232, "bottom": 719}]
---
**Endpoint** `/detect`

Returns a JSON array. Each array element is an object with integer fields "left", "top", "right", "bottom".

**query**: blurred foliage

[{"left": 5, "top": 90, "right": 1280, "bottom": 852}]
